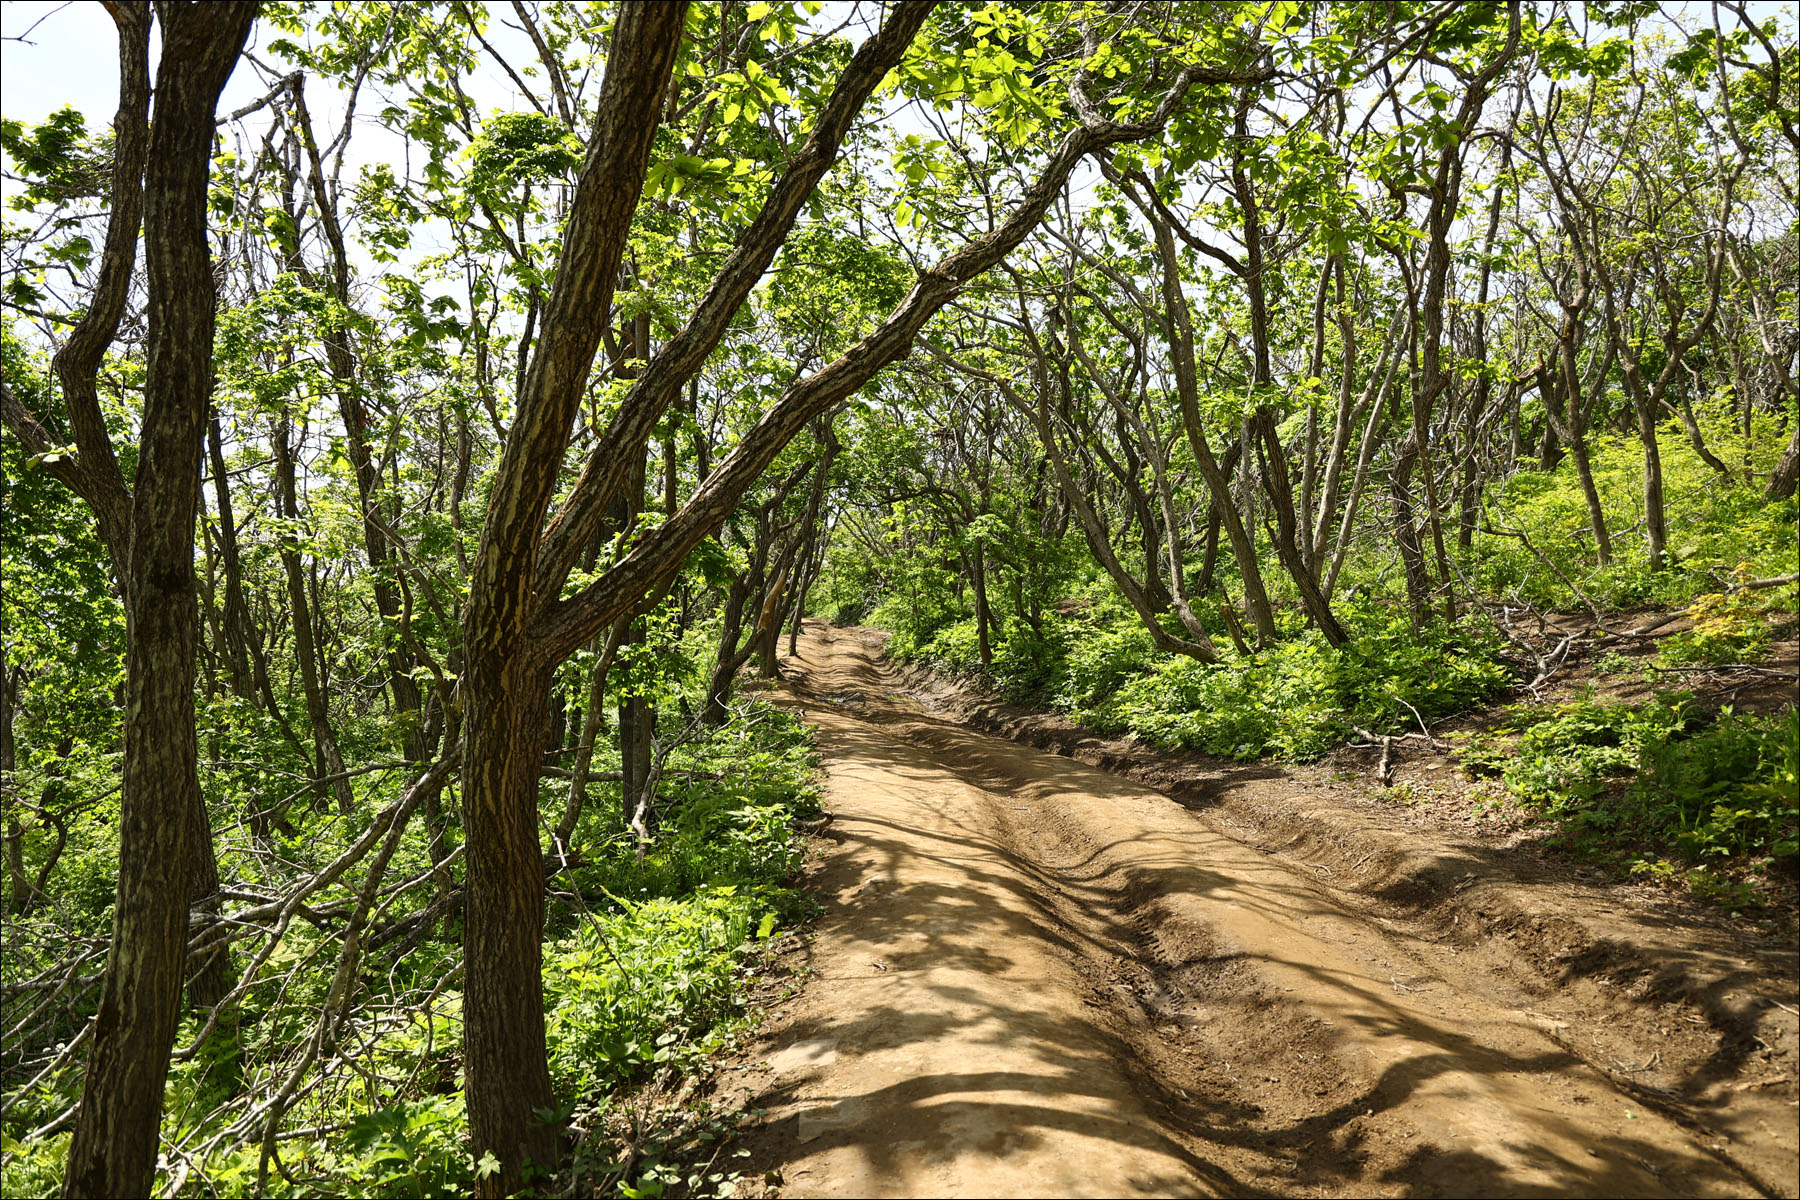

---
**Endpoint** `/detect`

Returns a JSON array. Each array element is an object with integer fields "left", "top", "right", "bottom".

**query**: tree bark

[
  {"left": 459, "top": 8, "right": 686, "bottom": 1190},
  {"left": 204, "top": 409, "right": 255, "bottom": 698},
  {"left": 1767, "top": 425, "right": 1800, "bottom": 501},
  {"left": 971, "top": 542, "right": 993, "bottom": 669},
  {"left": 63, "top": 6, "right": 256, "bottom": 1196},
  {"left": 1253, "top": 410, "right": 1348, "bottom": 643}
]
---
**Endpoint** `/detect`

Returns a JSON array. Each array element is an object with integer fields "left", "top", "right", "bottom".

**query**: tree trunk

[
  {"left": 459, "top": 8, "right": 686, "bottom": 1187},
  {"left": 463, "top": 654, "right": 560, "bottom": 1188},
  {"left": 183, "top": 797, "right": 232, "bottom": 1013},
  {"left": 3, "top": 659, "right": 23, "bottom": 912},
  {"left": 1323, "top": 353, "right": 1402, "bottom": 600},
  {"left": 207, "top": 413, "right": 308, "bottom": 775},
  {"left": 1409, "top": 2, "right": 1518, "bottom": 617},
  {"left": 556, "top": 619, "right": 629, "bottom": 849},
  {"left": 63, "top": 8, "right": 255, "bottom": 1196},
  {"left": 1390, "top": 432, "right": 1437, "bottom": 627},
  {"left": 1538, "top": 413, "right": 1564, "bottom": 472},
  {"left": 205, "top": 410, "right": 254, "bottom": 699},
  {"left": 1227, "top": 128, "right": 1343, "bottom": 641},
  {"left": 1141, "top": 214, "right": 1277, "bottom": 646},
  {"left": 1253, "top": 411, "right": 1347, "bottom": 643},
  {"left": 1634, "top": 395, "right": 1669, "bottom": 571},
  {"left": 1566, "top": 434, "right": 1613, "bottom": 567},
  {"left": 273, "top": 412, "right": 356, "bottom": 812},
  {"left": 972, "top": 542, "right": 993, "bottom": 669},
  {"left": 1459, "top": 165, "right": 1511, "bottom": 551},
  {"left": 1670, "top": 394, "right": 1735, "bottom": 480},
  {"left": 704, "top": 579, "right": 755, "bottom": 725},
  {"left": 1767, "top": 425, "right": 1800, "bottom": 501},
  {"left": 288, "top": 80, "right": 428, "bottom": 762},
  {"left": 618, "top": 619, "right": 655, "bottom": 832}
]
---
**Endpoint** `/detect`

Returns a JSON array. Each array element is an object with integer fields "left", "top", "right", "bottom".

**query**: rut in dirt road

[{"left": 731, "top": 622, "right": 1796, "bottom": 1199}]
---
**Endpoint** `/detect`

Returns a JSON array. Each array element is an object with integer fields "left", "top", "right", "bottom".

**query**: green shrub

[
  {"left": 1475, "top": 696, "right": 1691, "bottom": 807},
  {"left": 544, "top": 885, "right": 771, "bottom": 1090},
  {"left": 1053, "top": 606, "right": 1159, "bottom": 713},
  {"left": 1472, "top": 418, "right": 1798, "bottom": 611},
  {"left": 1468, "top": 693, "right": 1799, "bottom": 885},
  {"left": 1, "top": 1133, "right": 68, "bottom": 1200},
  {"left": 1656, "top": 589, "right": 1773, "bottom": 667},
  {"left": 323, "top": 1095, "right": 472, "bottom": 1199},
  {"left": 1075, "top": 611, "right": 1511, "bottom": 761},
  {"left": 539, "top": 701, "right": 816, "bottom": 1090},
  {"left": 1634, "top": 708, "right": 1799, "bottom": 862}
]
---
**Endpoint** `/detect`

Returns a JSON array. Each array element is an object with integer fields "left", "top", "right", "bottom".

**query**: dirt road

[{"left": 732, "top": 623, "right": 1797, "bottom": 1198}]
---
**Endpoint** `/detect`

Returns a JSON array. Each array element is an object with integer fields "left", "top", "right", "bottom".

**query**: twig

[
  {"left": 1351, "top": 726, "right": 1397, "bottom": 785},
  {"left": 1395, "top": 696, "right": 1447, "bottom": 750}
]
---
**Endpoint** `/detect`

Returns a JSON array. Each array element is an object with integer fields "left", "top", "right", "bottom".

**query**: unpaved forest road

[{"left": 729, "top": 622, "right": 1798, "bottom": 1199}]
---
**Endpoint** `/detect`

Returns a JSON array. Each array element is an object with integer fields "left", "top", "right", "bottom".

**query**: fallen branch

[
  {"left": 1489, "top": 604, "right": 1580, "bottom": 696},
  {"left": 1642, "top": 663, "right": 1799, "bottom": 679}
]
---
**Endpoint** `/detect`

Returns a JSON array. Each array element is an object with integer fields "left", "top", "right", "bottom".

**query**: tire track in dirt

[{"left": 728, "top": 623, "right": 1795, "bottom": 1198}]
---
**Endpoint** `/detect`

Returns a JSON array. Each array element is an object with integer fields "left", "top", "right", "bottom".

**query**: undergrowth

[
  {"left": 0, "top": 702, "right": 821, "bottom": 1200},
  {"left": 1654, "top": 587, "right": 1779, "bottom": 667},
  {"left": 1472, "top": 417, "right": 1797, "bottom": 611},
  {"left": 886, "top": 592, "right": 1513, "bottom": 761},
  {"left": 1464, "top": 693, "right": 1799, "bottom": 906}
]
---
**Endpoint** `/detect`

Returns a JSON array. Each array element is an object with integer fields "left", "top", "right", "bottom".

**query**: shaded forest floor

[{"left": 709, "top": 620, "right": 1797, "bottom": 1199}]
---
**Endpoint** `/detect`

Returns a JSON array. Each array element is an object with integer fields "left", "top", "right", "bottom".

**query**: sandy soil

[{"left": 724, "top": 622, "right": 1798, "bottom": 1199}]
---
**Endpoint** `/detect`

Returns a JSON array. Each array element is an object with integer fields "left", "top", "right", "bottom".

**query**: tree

[
  {"left": 456, "top": 2, "right": 1254, "bottom": 1184},
  {"left": 41, "top": 4, "right": 255, "bottom": 1195}
]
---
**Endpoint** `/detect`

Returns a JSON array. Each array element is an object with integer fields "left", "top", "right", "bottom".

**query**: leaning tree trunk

[
  {"left": 1632, "top": 393, "right": 1669, "bottom": 571},
  {"left": 461, "top": 7, "right": 1208, "bottom": 1188},
  {"left": 63, "top": 7, "right": 257, "bottom": 1197},
  {"left": 1565, "top": 434, "right": 1614, "bottom": 568}
]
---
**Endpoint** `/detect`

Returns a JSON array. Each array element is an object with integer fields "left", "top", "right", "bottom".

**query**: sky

[
  {"left": 6, "top": 1, "right": 1793, "bottom": 226},
  {"left": 0, "top": 1, "right": 602, "bottom": 342},
  {"left": 1, "top": 0, "right": 554, "bottom": 210},
  {"left": 2, "top": 1, "right": 1791, "bottom": 470},
  {"left": 0, "top": 0, "right": 550, "bottom": 126}
]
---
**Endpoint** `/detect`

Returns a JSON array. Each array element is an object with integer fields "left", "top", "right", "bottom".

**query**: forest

[{"left": 0, "top": 1, "right": 1795, "bottom": 1197}]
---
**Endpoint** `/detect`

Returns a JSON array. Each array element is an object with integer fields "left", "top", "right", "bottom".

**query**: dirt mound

[{"left": 723, "top": 622, "right": 1797, "bottom": 1198}]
